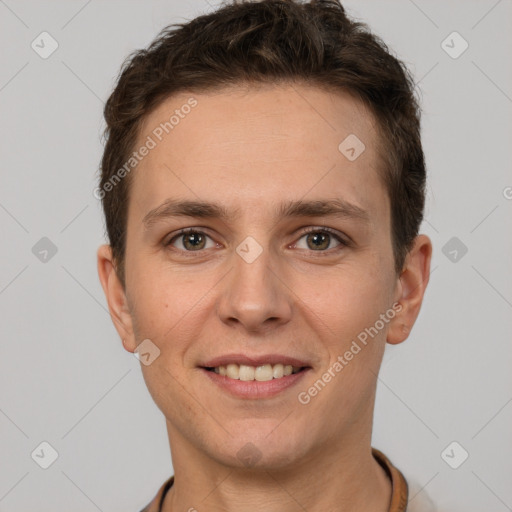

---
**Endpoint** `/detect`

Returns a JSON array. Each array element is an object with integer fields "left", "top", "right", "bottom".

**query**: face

[{"left": 99, "top": 83, "right": 431, "bottom": 470}]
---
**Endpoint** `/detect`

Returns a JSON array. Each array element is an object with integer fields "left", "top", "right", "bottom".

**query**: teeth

[
  {"left": 210, "top": 363, "right": 301, "bottom": 381},
  {"left": 239, "top": 365, "right": 255, "bottom": 381},
  {"left": 255, "top": 364, "right": 273, "bottom": 381},
  {"left": 226, "top": 364, "right": 240, "bottom": 379},
  {"left": 273, "top": 363, "right": 284, "bottom": 379}
]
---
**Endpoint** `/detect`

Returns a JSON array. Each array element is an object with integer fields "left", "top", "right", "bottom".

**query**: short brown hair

[{"left": 99, "top": 0, "right": 426, "bottom": 284}]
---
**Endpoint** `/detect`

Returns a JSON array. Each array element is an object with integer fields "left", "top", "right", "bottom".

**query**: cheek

[
  {"left": 127, "top": 260, "right": 205, "bottom": 338},
  {"left": 295, "top": 264, "right": 392, "bottom": 342},
  {"left": 294, "top": 263, "right": 392, "bottom": 402},
  {"left": 139, "top": 360, "right": 197, "bottom": 434}
]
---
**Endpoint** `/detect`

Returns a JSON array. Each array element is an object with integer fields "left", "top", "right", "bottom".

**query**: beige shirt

[{"left": 140, "top": 447, "right": 427, "bottom": 512}]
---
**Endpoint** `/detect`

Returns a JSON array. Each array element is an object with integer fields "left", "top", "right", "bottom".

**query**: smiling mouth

[{"left": 203, "top": 363, "right": 308, "bottom": 381}]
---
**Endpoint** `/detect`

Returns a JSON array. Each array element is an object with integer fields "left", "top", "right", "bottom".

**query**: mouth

[
  {"left": 198, "top": 355, "right": 312, "bottom": 399},
  {"left": 202, "top": 363, "right": 308, "bottom": 381}
]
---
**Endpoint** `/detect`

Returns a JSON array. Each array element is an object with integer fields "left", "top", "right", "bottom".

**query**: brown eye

[
  {"left": 167, "top": 230, "right": 215, "bottom": 251},
  {"left": 182, "top": 232, "right": 206, "bottom": 250},
  {"left": 306, "top": 232, "right": 330, "bottom": 250},
  {"left": 295, "top": 228, "right": 346, "bottom": 252}
]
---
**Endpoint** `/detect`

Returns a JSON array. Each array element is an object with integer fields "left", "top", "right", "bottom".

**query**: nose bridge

[{"left": 217, "top": 237, "right": 292, "bottom": 331}]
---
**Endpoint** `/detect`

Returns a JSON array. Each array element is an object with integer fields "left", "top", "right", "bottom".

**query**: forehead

[{"left": 131, "top": 83, "right": 387, "bottom": 222}]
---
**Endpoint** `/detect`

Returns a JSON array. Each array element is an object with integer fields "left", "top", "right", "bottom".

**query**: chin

[{"left": 212, "top": 427, "right": 307, "bottom": 471}]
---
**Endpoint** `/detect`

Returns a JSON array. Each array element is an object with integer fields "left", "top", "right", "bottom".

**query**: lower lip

[{"left": 200, "top": 368, "right": 311, "bottom": 399}]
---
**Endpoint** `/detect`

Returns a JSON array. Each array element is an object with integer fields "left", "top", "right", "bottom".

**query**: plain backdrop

[{"left": 1, "top": 1, "right": 511, "bottom": 511}]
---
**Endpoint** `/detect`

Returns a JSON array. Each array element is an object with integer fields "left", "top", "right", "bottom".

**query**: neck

[{"left": 162, "top": 424, "right": 391, "bottom": 512}]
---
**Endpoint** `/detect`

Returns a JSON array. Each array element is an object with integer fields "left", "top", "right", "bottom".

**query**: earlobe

[
  {"left": 97, "top": 245, "right": 136, "bottom": 352},
  {"left": 386, "top": 234, "right": 432, "bottom": 345}
]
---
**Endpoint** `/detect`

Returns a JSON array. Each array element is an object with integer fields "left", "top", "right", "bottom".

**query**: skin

[{"left": 98, "top": 83, "right": 432, "bottom": 512}]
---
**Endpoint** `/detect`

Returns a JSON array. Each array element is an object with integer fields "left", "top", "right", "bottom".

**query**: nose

[{"left": 216, "top": 244, "right": 293, "bottom": 334}]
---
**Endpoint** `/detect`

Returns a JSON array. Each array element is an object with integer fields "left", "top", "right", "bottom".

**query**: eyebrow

[{"left": 142, "top": 197, "right": 371, "bottom": 229}]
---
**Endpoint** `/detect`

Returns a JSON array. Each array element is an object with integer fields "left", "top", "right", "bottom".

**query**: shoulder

[
  {"left": 406, "top": 478, "right": 438, "bottom": 512},
  {"left": 139, "top": 476, "right": 174, "bottom": 512}
]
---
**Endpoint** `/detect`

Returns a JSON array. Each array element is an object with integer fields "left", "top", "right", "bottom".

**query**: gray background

[{"left": 1, "top": 0, "right": 511, "bottom": 511}]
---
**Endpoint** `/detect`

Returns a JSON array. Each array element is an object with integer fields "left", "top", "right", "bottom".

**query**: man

[{"left": 96, "top": 1, "right": 433, "bottom": 510}]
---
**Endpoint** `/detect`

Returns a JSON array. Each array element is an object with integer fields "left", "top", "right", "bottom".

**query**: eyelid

[{"left": 298, "top": 225, "right": 347, "bottom": 239}]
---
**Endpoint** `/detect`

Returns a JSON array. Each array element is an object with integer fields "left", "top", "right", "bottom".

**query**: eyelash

[{"left": 164, "top": 226, "right": 350, "bottom": 257}]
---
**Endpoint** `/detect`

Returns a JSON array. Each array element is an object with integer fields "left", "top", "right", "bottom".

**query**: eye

[
  {"left": 164, "top": 227, "right": 349, "bottom": 255},
  {"left": 166, "top": 229, "right": 217, "bottom": 251},
  {"left": 294, "top": 227, "right": 347, "bottom": 252}
]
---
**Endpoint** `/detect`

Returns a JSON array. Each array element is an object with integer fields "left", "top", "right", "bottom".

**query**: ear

[
  {"left": 97, "top": 244, "right": 137, "bottom": 352},
  {"left": 387, "top": 234, "right": 432, "bottom": 345}
]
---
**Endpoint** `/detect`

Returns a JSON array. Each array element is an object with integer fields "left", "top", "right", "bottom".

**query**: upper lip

[{"left": 201, "top": 353, "right": 311, "bottom": 368}]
